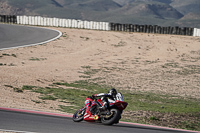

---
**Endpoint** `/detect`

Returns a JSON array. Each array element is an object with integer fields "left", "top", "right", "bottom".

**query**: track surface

[
  {"left": 0, "top": 23, "right": 61, "bottom": 50},
  {"left": 0, "top": 110, "right": 196, "bottom": 133}
]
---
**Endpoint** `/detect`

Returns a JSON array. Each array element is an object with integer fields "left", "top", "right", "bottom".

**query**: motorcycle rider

[{"left": 88, "top": 88, "right": 120, "bottom": 111}]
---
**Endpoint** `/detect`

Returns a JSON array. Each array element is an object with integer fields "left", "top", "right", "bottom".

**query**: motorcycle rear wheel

[
  {"left": 73, "top": 107, "right": 86, "bottom": 122},
  {"left": 101, "top": 108, "right": 121, "bottom": 125}
]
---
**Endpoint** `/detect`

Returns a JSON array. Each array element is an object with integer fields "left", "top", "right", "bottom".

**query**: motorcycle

[{"left": 73, "top": 93, "right": 128, "bottom": 125}]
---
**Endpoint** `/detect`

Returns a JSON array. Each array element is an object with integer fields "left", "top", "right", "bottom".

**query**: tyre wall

[
  {"left": 110, "top": 23, "right": 195, "bottom": 36},
  {"left": 0, "top": 15, "right": 17, "bottom": 23}
]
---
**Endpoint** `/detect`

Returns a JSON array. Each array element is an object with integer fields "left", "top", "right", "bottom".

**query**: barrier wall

[
  {"left": 16, "top": 16, "right": 110, "bottom": 31},
  {"left": 1, "top": 15, "right": 200, "bottom": 37}
]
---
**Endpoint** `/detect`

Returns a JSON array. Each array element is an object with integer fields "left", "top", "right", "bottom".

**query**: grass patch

[
  {"left": 32, "top": 100, "right": 43, "bottom": 104},
  {"left": 21, "top": 81, "right": 200, "bottom": 131},
  {"left": 176, "top": 65, "right": 200, "bottom": 75},
  {"left": 29, "top": 57, "right": 47, "bottom": 61},
  {"left": 22, "top": 85, "right": 37, "bottom": 90},
  {"left": 1, "top": 53, "right": 17, "bottom": 57},
  {"left": 81, "top": 65, "right": 101, "bottom": 74},
  {"left": 149, "top": 116, "right": 160, "bottom": 121},
  {"left": 123, "top": 91, "right": 200, "bottom": 114},
  {"left": 39, "top": 95, "right": 57, "bottom": 100},
  {"left": 22, "top": 81, "right": 200, "bottom": 114}
]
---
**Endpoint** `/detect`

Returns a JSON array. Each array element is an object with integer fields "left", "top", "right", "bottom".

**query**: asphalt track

[
  {"left": 0, "top": 108, "right": 198, "bottom": 133},
  {"left": 0, "top": 23, "right": 62, "bottom": 50}
]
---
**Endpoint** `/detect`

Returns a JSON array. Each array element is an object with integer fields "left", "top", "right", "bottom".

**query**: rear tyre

[
  {"left": 101, "top": 108, "right": 121, "bottom": 125},
  {"left": 73, "top": 107, "right": 86, "bottom": 122}
]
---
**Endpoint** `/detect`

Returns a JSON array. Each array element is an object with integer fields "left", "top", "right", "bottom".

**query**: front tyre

[
  {"left": 73, "top": 107, "right": 86, "bottom": 122},
  {"left": 101, "top": 108, "right": 121, "bottom": 125}
]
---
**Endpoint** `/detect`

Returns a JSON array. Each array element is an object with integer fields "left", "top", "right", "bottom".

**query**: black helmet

[{"left": 108, "top": 88, "right": 117, "bottom": 98}]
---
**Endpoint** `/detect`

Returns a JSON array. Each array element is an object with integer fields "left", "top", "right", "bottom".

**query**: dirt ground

[{"left": 0, "top": 27, "right": 200, "bottom": 131}]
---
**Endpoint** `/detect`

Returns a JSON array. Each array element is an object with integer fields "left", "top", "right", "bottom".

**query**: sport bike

[{"left": 73, "top": 93, "right": 128, "bottom": 125}]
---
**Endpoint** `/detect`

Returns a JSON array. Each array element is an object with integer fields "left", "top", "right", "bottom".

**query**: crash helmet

[{"left": 108, "top": 88, "right": 117, "bottom": 98}]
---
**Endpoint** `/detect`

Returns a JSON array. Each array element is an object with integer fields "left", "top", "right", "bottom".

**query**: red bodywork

[{"left": 83, "top": 97, "right": 128, "bottom": 121}]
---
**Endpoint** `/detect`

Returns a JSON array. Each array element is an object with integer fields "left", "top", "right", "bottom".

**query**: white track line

[{"left": 0, "top": 129, "right": 38, "bottom": 133}]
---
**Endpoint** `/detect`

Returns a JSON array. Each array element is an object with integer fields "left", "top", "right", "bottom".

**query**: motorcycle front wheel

[
  {"left": 101, "top": 108, "right": 121, "bottom": 125},
  {"left": 73, "top": 107, "right": 86, "bottom": 122}
]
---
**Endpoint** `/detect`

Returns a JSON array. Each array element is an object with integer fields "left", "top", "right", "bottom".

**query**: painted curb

[{"left": 0, "top": 107, "right": 199, "bottom": 133}]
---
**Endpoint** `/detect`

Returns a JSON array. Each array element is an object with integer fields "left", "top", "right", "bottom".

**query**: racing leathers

[{"left": 88, "top": 93, "right": 116, "bottom": 111}]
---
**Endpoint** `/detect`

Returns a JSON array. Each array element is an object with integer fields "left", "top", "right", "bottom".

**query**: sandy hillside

[{"left": 0, "top": 27, "right": 200, "bottom": 114}]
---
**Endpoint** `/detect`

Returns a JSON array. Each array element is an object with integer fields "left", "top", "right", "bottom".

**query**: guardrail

[{"left": 0, "top": 15, "right": 200, "bottom": 37}]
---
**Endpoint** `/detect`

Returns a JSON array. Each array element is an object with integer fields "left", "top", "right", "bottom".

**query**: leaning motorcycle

[{"left": 73, "top": 93, "right": 128, "bottom": 125}]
